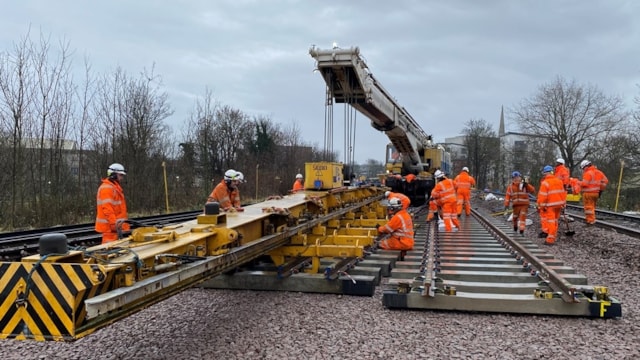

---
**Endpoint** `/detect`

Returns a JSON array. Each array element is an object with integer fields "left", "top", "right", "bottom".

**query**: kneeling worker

[{"left": 377, "top": 198, "right": 414, "bottom": 250}]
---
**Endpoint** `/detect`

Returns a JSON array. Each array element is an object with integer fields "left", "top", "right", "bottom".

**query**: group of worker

[
  {"left": 503, "top": 158, "right": 608, "bottom": 246},
  {"left": 426, "top": 167, "right": 477, "bottom": 232},
  {"left": 376, "top": 167, "right": 476, "bottom": 252},
  {"left": 93, "top": 159, "right": 608, "bottom": 249}
]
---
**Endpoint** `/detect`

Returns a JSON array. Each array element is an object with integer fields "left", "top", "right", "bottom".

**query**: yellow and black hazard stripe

[{"left": 1, "top": 262, "right": 113, "bottom": 341}]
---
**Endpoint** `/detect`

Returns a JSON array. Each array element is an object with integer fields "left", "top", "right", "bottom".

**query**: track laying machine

[
  {"left": 0, "top": 185, "right": 391, "bottom": 341},
  {"left": 309, "top": 45, "right": 451, "bottom": 206}
]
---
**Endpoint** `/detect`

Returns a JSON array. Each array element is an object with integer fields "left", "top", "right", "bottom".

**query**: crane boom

[{"left": 309, "top": 46, "right": 433, "bottom": 170}]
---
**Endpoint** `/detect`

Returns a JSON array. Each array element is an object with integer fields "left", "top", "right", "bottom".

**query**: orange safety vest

[
  {"left": 378, "top": 209, "right": 414, "bottom": 249},
  {"left": 95, "top": 178, "right": 129, "bottom": 234},
  {"left": 454, "top": 171, "right": 475, "bottom": 191},
  {"left": 207, "top": 179, "right": 241, "bottom": 209},
  {"left": 389, "top": 191, "right": 411, "bottom": 210},
  {"left": 581, "top": 166, "right": 608, "bottom": 193},
  {"left": 504, "top": 181, "right": 535, "bottom": 207},
  {"left": 537, "top": 174, "right": 566, "bottom": 208},
  {"left": 431, "top": 178, "right": 456, "bottom": 206},
  {"left": 554, "top": 164, "right": 571, "bottom": 187},
  {"left": 404, "top": 173, "right": 417, "bottom": 183},
  {"left": 292, "top": 179, "right": 304, "bottom": 192}
]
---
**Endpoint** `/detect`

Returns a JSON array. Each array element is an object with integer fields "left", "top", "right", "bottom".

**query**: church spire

[{"left": 499, "top": 105, "right": 505, "bottom": 137}]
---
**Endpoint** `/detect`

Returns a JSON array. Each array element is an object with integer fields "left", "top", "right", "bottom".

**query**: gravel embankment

[{"left": 1, "top": 199, "right": 639, "bottom": 359}]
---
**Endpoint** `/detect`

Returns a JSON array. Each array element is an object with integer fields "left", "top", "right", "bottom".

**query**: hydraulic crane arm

[{"left": 309, "top": 46, "right": 432, "bottom": 167}]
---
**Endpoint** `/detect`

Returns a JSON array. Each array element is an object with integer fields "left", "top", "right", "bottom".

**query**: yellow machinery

[
  {"left": 304, "top": 162, "right": 344, "bottom": 190},
  {"left": 0, "top": 186, "right": 389, "bottom": 341}
]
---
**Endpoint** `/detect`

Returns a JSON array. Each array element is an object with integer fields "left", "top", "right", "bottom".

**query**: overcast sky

[{"left": 3, "top": 1, "right": 639, "bottom": 163}]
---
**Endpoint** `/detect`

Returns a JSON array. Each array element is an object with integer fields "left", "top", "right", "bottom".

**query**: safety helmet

[
  {"left": 542, "top": 165, "right": 553, "bottom": 174},
  {"left": 107, "top": 163, "right": 126, "bottom": 176},
  {"left": 236, "top": 171, "right": 245, "bottom": 183},
  {"left": 224, "top": 169, "right": 238, "bottom": 181},
  {"left": 296, "top": 173, "right": 303, "bottom": 179},
  {"left": 580, "top": 160, "right": 591, "bottom": 169},
  {"left": 556, "top": 158, "right": 565, "bottom": 165},
  {"left": 434, "top": 170, "right": 445, "bottom": 179},
  {"left": 512, "top": 171, "right": 522, "bottom": 178},
  {"left": 384, "top": 191, "right": 391, "bottom": 198},
  {"left": 388, "top": 198, "right": 402, "bottom": 211},
  {"left": 462, "top": 167, "right": 469, "bottom": 172}
]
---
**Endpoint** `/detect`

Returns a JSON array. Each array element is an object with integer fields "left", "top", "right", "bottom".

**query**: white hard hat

[
  {"left": 384, "top": 191, "right": 391, "bottom": 198},
  {"left": 107, "top": 163, "right": 126, "bottom": 176},
  {"left": 434, "top": 170, "right": 445, "bottom": 179},
  {"left": 236, "top": 171, "right": 245, "bottom": 183},
  {"left": 296, "top": 173, "right": 303, "bottom": 179},
  {"left": 556, "top": 158, "right": 565, "bottom": 165},
  {"left": 224, "top": 169, "right": 238, "bottom": 181},
  {"left": 580, "top": 160, "right": 591, "bottom": 169},
  {"left": 388, "top": 198, "right": 402, "bottom": 210},
  {"left": 462, "top": 167, "right": 469, "bottom": 172}
]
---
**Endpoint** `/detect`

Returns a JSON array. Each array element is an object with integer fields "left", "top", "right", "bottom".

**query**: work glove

[{"left": 426, "top": 213, "right": 434, "bottom": 222}]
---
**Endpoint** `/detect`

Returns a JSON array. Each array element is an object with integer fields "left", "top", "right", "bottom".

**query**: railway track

[
  {"left": 565, "top": 204, "right": 640, "bottom": 238},
  {"left": 0, "top": 201, "right": 622, "bottom": 319},
  {"left": 0, "top": 210, "right": 202, "bottom": 260}
]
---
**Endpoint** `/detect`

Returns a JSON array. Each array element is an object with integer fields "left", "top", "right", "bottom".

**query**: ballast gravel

[{"left": 1, "top": 200, "right": 639, "bottom": 360}]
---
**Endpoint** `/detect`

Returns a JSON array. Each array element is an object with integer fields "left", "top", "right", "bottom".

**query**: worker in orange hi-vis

[
  {"left": 95, "top": 163, "right": 130, "bottom": 244},
  {"left": 426, "top": 198, "right": 439, "bottom": 222},
  {"left": 292, "top": 173, "right": 305, "bottom": 193},
  {"left": 377, "top": 198, "right": 414, "bottom": 251},
  {"left": 404, "top": 173, "right": 417, "bottom": 184},
  {"left": 454, "top": 166, "right": 476, "bottom": 216},
  {"left": 430, "top": 170, "right": 459, "bottom": 232},
  {"left": 579, "top": 160, "right": 608, "bottom": 225},
  {"left": 537, "top": 165, "right": 566, "bottom": 245},
  {"left": 384, "top": 190, "right": 410, "bottom": 210},
  {"left": 554, "top": 158, "right": 571, "bottom": 191},
  {"left": 207, "top": 169, "right": 244, "bottom": 212},
  {"left": 504, "top": 171, "right": 535, "bottom": 236}
]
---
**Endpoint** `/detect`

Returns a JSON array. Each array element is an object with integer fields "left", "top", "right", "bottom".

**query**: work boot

[
  {"left": 513, "top": 226, "right": 518, "bottom": 232},
  {"left": 519, "top": 230, "right": 524, "bottom": 237},
  {"left": 538, "top": 232, "right": 548, "bottom": 238},
  {"left": 543, "top": 241, "right": 554, "bottom": 246}
]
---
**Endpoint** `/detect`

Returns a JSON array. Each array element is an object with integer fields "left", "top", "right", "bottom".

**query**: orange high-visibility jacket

[
  {"left": 554, "top": 164, "right": 571, "bottom": 187},
  {"left": 431, "top": 178, "right": 457, "bottom": 206},
  {"left": 207, "top": 179, "right": 240, "bottom": 209},
  {"left": 581, "top": 166, "right": 608, "bottom": 193},
  {"left": 504, "top": 180, "right": 535, "bottom": 207},
  {"left": 378, "top": 209, "right": 414, "bottom": 247},
  {"left": 404, "top": 173, "right": 417, "bottom": 183},
  {"left": 95, "top": 178, "right": 129, "bottom": 234},
  {"left": 292, "top": 179, "right": 304, "bottom": 192},
  {"left": 389, "top": 191, "right": 411, "bottom": 210},
  {"left": 454, "top": 171, "right": 476, "bottom": 191},
  {"left": 537, "top": 174, "right": 566, "bottom": 208}
]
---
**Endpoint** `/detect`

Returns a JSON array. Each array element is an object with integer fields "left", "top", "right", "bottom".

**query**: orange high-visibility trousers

[
  {"left": 441, "top": 202, "right": 459, "bottom": 232},
  {"left": 512, "top": 204, "right": 529, "bottom": 232},
  {"left": 583, "top": 192, "right": 599, "bottom": 224},
  {"left": 541, "top": 207, "right": 562, "bottom": 244}
]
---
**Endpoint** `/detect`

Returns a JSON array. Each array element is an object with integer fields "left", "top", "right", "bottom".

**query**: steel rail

[{"left": 471, "top": 208, "right": 579, "bottom": 303}]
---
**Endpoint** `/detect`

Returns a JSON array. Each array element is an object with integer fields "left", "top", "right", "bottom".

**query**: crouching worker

[{"left": 377, "top": 198, "right": 414, "bottom": 250}]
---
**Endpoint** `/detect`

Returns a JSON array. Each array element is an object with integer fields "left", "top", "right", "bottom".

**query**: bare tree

[
  {"left": 0, "top": 33, "right": 35, "bottom": 228},
  {"left": 512, "top": 76, "right": 628, "bottom": 173},
  {"left": 462, "top": 119, "right": 499, "bottom": 190}
]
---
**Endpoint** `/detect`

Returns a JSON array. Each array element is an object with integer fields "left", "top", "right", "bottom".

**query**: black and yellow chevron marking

[{"left": 0, "top": 262, "right": 113, "bottom": 341}]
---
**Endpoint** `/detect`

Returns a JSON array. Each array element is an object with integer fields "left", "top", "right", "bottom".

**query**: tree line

[
  {"left": 0, "top": 33, "right": 327, "bottom": 230},
  {"left": 459, "top": 76, "right": 640, "bottom": 211}
]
